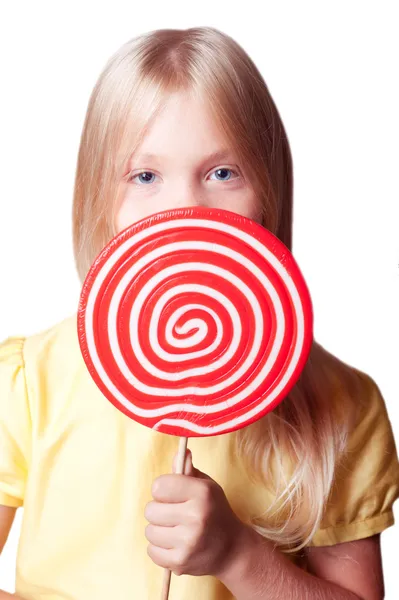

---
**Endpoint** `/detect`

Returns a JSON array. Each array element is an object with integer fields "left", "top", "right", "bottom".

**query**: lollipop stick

[
  {"left": 175, "top": 435, "right": 189, "bottom": 473},
  {"left": 160, "top": 436, "right": 188, "bottom": 600}
]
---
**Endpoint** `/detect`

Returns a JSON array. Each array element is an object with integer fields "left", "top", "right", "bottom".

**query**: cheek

[
  {"left": 248, "top": 192, "right": 264, "bottom": 225},
  {"left": 114, "top": 201, "right": 130, "bottom": 234},
  {"left": 232, "top": 192, "right": 263, "bottom": 224},
  {"left": 114, "top": 196, "right": 150, "bottom": 234}
]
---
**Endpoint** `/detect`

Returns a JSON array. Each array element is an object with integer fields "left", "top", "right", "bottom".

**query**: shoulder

[
  {"left": 335, "top": 358, "right": 393, "bottom": 441},
  {"left": 346, "top": 368, "right": 394, "bottom": 455},
  {"left": 0, "top": 313, "right": 83, "bottom": 386},
  {"left": 0, "top": 314, "right": 90, "bottom": 432},
  {"left": 308, "top": 342, "right": 388, "bottom": 431},
  {"left": 22, "top": 313, "right": 81, "bottom": 369}
]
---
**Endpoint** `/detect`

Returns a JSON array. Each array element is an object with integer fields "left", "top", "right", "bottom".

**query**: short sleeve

[
  {"left": 0, "top": 336, "right": 31, "bottom": 507},
  {"left": 308, "top": 373, "right": 399, "bottom": 546}
]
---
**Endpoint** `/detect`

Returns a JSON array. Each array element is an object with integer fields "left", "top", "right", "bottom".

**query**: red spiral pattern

[{"left": 77, "top": 207, "right": 313, "bottom": 437}]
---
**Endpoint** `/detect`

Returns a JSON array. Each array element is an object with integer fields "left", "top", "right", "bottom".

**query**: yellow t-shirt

[{"left": 1, "top": 314, "right": 399, "bottom": 600}]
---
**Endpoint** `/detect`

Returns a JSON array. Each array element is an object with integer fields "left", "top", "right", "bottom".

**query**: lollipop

[{"left": 77, "top": 206, "right": 313, "bottom": 597}]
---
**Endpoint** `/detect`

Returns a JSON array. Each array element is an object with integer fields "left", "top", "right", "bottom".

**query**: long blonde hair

[{"left": 72, "top": 27, "right": 365, "bottom": 553}]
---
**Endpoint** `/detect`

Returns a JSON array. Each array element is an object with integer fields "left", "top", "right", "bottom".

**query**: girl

[{"left": 1, "top": 26, "right": 398, "bottom": 600}]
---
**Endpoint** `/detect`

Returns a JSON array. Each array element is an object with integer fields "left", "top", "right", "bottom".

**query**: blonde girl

[{"left": 1, "top": 26, "right": 398, "bottom": 600}]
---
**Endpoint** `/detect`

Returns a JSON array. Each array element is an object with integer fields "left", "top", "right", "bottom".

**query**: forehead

[{"left": 131, "top": 91, "right": 235, "bottom": 164}]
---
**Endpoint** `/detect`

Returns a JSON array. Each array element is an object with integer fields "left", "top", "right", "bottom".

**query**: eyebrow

[{"left": 131, "top": 148, "right": 236, "bottom": 165}]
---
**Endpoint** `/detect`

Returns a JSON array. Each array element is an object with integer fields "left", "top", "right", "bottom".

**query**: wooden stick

[{"left": 160, "top": 436, "right": 188, "bottom": 600}]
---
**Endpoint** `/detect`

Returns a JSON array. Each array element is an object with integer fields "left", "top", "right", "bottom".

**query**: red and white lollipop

[{"left": 78, "top": 207, "right": 313, "bottom": 438}]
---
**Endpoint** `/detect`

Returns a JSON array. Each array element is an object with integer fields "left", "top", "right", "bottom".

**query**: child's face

[{"left": 116, "top": 91, "right": 262, "bottom": 233}]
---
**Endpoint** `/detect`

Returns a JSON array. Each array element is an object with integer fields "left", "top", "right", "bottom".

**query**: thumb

[{"left": 172, "top": 448, "right": 212, "bottom": 480}]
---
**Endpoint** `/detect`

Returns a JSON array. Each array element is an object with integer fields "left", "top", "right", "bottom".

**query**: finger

[
  {"left": 147, "top": 544, "right": 186, "bottom": 576},
  {"left": 172, "top": 450, "right": 214, "bottom": 481},
  {"left": 145, "top": 523, "right": 179, "bottom": 549},
  {"left": 172, "top": 448, "right": 193, "bottom": 475},
  {"left": 144, "top": 500, "right": 187, "bottom": 526},
  {"left": 147, "top": 543, "right": 174, "bottom": 569},
  {"left": 183, "top": 450, "right": 194, "bottom": 475},
  {"left": 152, "top": 473, "right": 202, "bottom": 503}
]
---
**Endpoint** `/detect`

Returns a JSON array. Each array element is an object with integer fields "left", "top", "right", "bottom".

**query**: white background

[{"left": 0, "top": 0, "right": 398, "bottom": 597}]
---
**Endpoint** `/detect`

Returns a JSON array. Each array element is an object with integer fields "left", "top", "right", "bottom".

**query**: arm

[
  {"left": 218, "top": 525, "right": 384, "bottom": 600},
  {"left": 0, "top": 506, "right": 26, "bottom": 600},
  {"left": 146, "top": 452, "right": 385, "bottom": 599}
]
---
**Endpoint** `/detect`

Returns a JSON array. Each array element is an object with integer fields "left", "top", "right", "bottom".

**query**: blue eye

[
  {"left": 133, "top": 171, "right": 157, "bottom": 184},
  {"left": 209, "top": 168, "right": 238, "bottom": 181}
]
